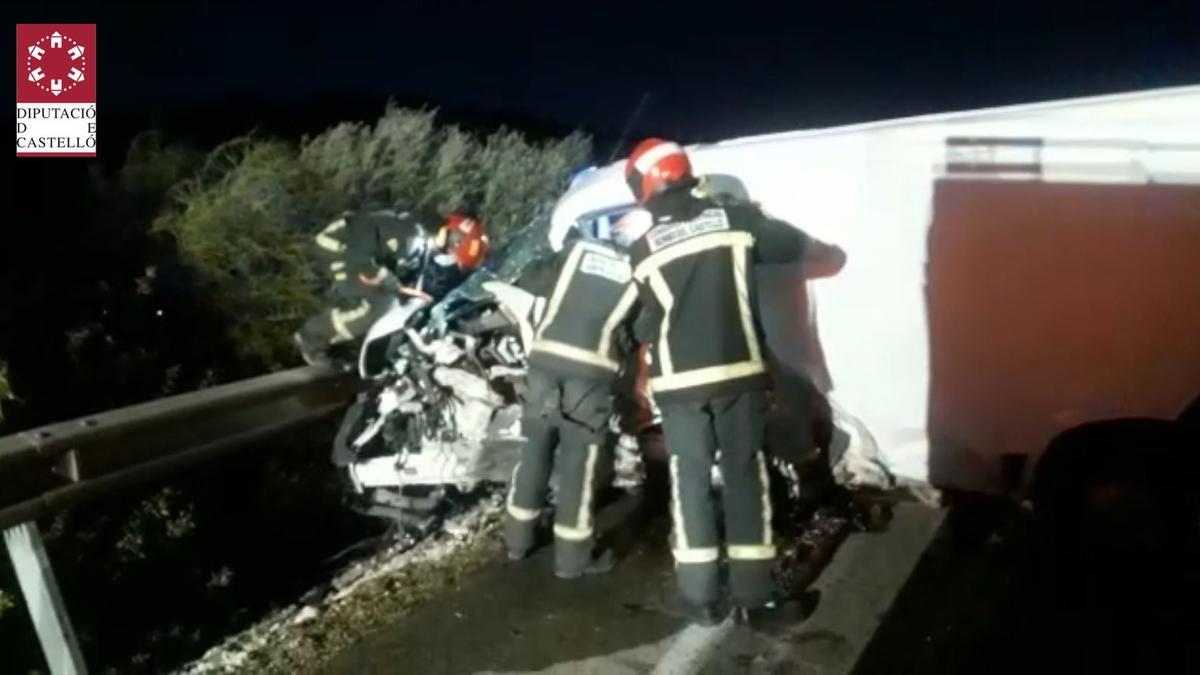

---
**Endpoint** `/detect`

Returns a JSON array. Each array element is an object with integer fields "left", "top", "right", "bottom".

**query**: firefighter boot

[
  {"left": 293, "top": 331, "right": 332, "bottom": 368},
  {"left": 733, "top": 590, "right": 819, "bottom": 634},
  {"left": 554, "top": 548, "right": 616, "bottom": 580}
]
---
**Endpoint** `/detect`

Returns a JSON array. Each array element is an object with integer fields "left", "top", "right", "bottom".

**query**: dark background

[{"left": 5, "top": 1, "right": 1200, "bottom": 146}]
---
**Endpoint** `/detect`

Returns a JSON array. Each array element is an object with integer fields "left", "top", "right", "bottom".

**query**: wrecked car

[{"left": 329, "top": 216, "right": 653, "bottom": 531}]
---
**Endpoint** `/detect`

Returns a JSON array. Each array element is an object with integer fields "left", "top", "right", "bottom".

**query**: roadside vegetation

[
  {"left": 154, "top": 105, "right": 589, "bottom": 367},
  {"left": 0, "top": 362, "right": 12, "bottom": 619},
  {"left": 0, "top": 363, "right": 12, "bottom": 425},
  {"left": 0, "top": 103, "right": 591, "bottom": 673}
]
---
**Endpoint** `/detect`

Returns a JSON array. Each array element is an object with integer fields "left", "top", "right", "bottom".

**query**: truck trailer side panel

[{"left": 926, "top": 180, "right": 1200, "bottom": 490}]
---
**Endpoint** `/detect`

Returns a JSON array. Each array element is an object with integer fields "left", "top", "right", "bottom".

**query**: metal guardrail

[
  {"left": 0, "top": 365, "right": 359, "bottom": 528},
  {"left": 0, "top": 365, "right": 361, "bottom": 674}
]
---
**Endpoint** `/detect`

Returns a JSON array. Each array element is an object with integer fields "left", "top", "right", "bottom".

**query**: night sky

[{"left": 7, "top": 0, "right": 1200, "bottom": 143}]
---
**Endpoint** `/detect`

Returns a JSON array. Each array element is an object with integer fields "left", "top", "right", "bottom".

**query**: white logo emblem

[{"left": 24, "top": 30, "right": 87, "bottom": 96}]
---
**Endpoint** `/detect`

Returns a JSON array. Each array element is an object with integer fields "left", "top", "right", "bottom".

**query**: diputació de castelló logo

[{"left": 17, "top": 23, "right": 97, "bottom": 157}]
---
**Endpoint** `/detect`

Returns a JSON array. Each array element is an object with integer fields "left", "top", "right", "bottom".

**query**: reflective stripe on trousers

[{"left": 660, "top": 390, "right": 777, "bottom": 607}]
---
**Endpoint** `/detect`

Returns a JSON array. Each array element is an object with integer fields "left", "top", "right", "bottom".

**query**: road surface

[{"left": 322, "top": 493, "right": 943, "bottom": 675}]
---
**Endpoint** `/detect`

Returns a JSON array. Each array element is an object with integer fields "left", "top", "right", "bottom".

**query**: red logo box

[{"left": 16, "top": 23, "right": 97, "bottom": 157}]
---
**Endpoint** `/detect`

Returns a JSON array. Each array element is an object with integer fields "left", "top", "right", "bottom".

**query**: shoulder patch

[
  {"left": 644, "top": 209, "right": 731, "bottom": 253},
  {"left": 579, "top": 251, "right": 632, "bottom": 284}
]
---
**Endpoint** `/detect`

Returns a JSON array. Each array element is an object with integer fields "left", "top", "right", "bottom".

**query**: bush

[
  {"left": 153, "top": 139, "right": 322, "bottom": 369},
  {"left": 298, "top": 103, "right": 591, "bottom": 243},
  {"left": 0, "top": 367, "right": 14, "bottom": 618},
  {"left": 0, "top": 589, "right": 12, "bottom": 617},
  {"left": 0, "top": 362, "right": 12, "bottom": 425},
  {"left": 154, "top": 103, "right": 591, "bottom": 369}
]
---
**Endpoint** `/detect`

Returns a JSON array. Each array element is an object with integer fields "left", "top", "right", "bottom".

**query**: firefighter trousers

[
  {"left": 296, "top": 288, "right": 392, "bottom": 353},
  {"left": 660, "top": 389, "right": 776, "bottom": 608},
  {"left": 504, "top": 368, "right": 612, "bottom": 576}
]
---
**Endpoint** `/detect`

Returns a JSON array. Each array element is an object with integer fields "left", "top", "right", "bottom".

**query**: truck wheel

[
  {"left": 1032, "top": 418, "right": 1193, "bottom": 567},
  {"left": 1179, "top": 394, "right": 1200, "bottom": 439}
]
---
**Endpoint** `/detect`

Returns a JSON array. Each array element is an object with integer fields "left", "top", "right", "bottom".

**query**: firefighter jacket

[
  {"left": 628, "top": 188, "right": 810, "bottom": 404},
  {"left": 516, "top": 236, "right": 638, "bottom": 382},
  {"left": 313, "top": 210, "right": 433, "bottom": 300}
]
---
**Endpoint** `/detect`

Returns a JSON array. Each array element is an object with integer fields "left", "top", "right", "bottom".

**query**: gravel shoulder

[{"left": 177, "top": 494, "right": 506, "bottom": 675}]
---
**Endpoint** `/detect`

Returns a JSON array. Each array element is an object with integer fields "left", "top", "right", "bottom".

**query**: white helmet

[
  {"left": 549, "top": 163, "right": 637, "bottom": 252},
  {"left": 611, "top": 208, "right": 653, "bottom": 248}
]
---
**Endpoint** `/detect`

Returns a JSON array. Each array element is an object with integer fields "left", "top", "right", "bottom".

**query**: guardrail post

[{"left": 4, "top": 521, "right": 87, "bottom": 675}]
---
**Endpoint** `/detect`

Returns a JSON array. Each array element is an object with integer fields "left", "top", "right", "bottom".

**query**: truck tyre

[
  {"left": 1033, "top": 418, "right": 1194, "bottom": 567},
  {"left": 1179, "top": 393, "right": 1200, "bottom": 439}
]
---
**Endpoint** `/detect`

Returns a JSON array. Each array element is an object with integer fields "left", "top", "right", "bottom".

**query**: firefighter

[
  {"left": 294, "top": 210, "right": 489, "bottom": 367},
  {"left": 622, "top": 138, "right": 846, "bottom": 626},
  {"left": 502, "top": 219, "right": 641, "bottom": 579}
]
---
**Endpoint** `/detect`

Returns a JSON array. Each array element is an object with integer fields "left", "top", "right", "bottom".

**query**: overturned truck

[{"left": 557, "top": 84, "right": 1200, "bottom": 551}]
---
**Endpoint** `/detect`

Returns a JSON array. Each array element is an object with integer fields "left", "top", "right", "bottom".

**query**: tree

[
  {"left": 153, "top": 139, "right": 322, "bottom": 369},
  {"left": 154, "top": 103, "right": 592, "bottom": 370}
]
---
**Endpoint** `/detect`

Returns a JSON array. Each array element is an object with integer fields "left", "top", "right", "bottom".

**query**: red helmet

[
  {"left": 624, "top": 138, "right": 693, "bottom": 205},
  {"left": 436, "top": 213, "right": 489, "bottom": 271}
]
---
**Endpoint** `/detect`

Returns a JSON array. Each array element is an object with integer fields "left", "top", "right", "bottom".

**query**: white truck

[{"left": 550, "top": 85, "right": 1200, "bottom": 512}]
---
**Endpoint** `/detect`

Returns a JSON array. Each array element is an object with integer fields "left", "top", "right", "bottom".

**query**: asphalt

[
  {"left": 692, "top": 502, "right": 944, "bottom": 675},
  {"left": 321, "top": 490, "right": 946, "bottom": 675},
  {"left": 852, "top": 502, "right": 1200, "bottom": 675},
  {"left": 322, "top": 491, "right": 682, "bottom": 675}
]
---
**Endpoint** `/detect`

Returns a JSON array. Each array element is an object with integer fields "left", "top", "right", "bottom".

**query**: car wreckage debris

[{"left": 333, "top": 214, "right": 657, "bottom": 533}]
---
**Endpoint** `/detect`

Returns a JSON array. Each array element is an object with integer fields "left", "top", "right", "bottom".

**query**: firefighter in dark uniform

[
  {"left": 294, "top": 210, "right": 489, "bottom": 366},
  {"left": 622, "top": 138, "right": 847, "bottom": 626},
  {"left": 502, "top": 223, "right": 640, "bottom": 579}
]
